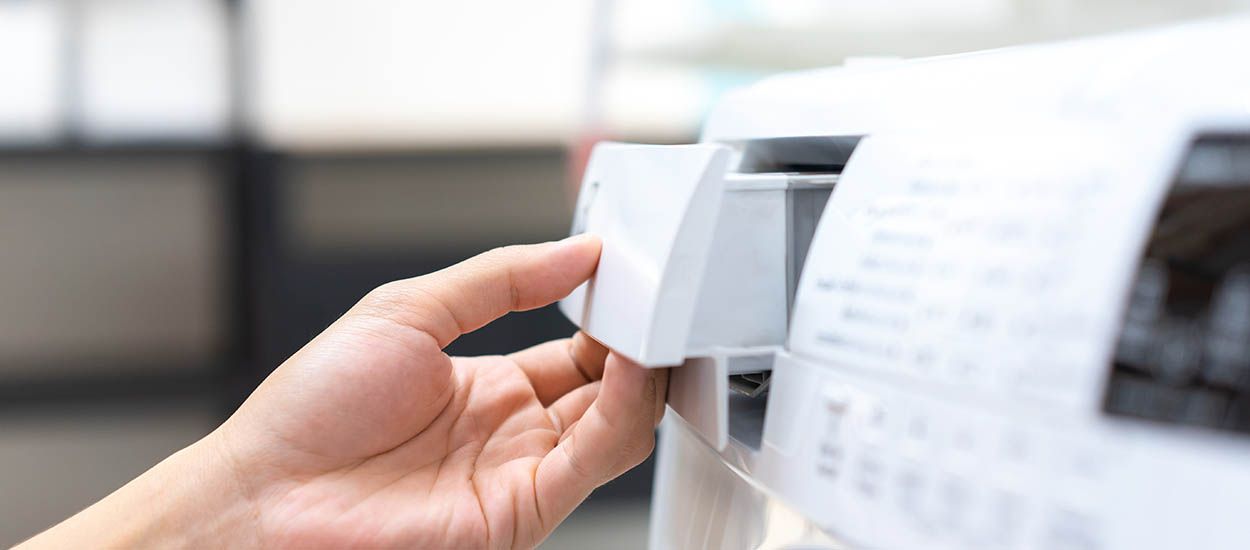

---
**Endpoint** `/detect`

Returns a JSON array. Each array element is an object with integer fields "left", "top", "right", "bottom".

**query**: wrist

[{"left": 17, "top": 429, "right": 260, "bottom": 549}]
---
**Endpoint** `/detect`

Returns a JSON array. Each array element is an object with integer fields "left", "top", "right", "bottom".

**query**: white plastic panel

[
  {"left": 645, "top": 16, "right": 1250, "bottom": 550},
  {"left": 788, "top": 128, "right": 1183, "bottom": 412},
  {"left": 666, "top": 356, "right": 728, "bottom": 450},
  {"left": 749, "top": 347, "right": 1250, "bottom": 550},
  {"left": 686, "top": 183, "right": 788, "bottom": 355},
  {"left": 560, "top": 142, "right": 731, "bottom": 366},
  {"left": 702, "top": 16, "right": 1250, "bottom": 145},
  {"left": 649, "top": 415, "right": 846, "bottom": 550}
]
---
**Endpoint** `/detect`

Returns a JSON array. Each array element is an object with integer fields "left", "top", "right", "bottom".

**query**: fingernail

[{"left": 557, "top": 233, "right": 600, "bottom": 249}]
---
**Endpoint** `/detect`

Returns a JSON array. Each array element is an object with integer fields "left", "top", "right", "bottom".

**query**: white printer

[{"left": 559, "top": 16, "right": 1250, "bottom": 550}]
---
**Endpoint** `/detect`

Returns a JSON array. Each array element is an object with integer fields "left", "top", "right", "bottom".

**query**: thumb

[
  {"left": 227, "top": 235, "right": 602, "bottom": 463},
  {"left": 347, "top": 233, "right": 602, "bottom": 348}
]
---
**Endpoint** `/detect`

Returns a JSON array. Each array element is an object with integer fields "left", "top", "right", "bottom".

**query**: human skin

[{"left": 18, "top": 234, "right": 668, "bottom": 549}]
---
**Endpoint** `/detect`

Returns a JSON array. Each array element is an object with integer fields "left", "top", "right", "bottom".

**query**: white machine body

[{"left": 558, "top": 16, "right": 1250, "bottom": 550}]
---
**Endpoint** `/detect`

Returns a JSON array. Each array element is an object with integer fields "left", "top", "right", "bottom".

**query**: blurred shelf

[
  {"left": 274, "top": 147, "right": 571, "bottom": 256},
  {"left": 0, "top": 364, "right": 224, "bottom": 412}
]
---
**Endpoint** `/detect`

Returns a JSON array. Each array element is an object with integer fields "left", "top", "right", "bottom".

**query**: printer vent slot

[
  {"left": 728, "top": 371, "right": 771, "bottom": 398},
  {"left": 738, "top": 135, "right": 862, "bottom": 174},
  {"left": 726, "top": 354, "right": 773, "bottom": 450}
]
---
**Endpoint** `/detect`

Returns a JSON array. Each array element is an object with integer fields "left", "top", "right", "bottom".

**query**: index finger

[
  {"left": 510, "top": 331, "right": 609, "bottom": 405},
  {"left": 354, "top": 234, "right": 601, "bottom": 348}
]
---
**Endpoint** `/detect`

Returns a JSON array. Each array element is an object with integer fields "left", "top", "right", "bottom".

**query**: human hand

[{"left": 20, "top": 235, "right": 668, "bottom": 550}]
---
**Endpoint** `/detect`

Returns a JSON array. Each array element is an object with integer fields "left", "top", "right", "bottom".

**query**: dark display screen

[{"left": 1104, "top": 135, "right": 1250, "bottom": 433}]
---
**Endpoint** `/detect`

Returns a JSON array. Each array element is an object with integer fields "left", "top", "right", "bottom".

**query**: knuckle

[
  {"left": 354, "top": 281, "right": 440, "bottom": 331},
  {"left": 481, "top": 242, "right": 543, "bottom": 270},
  {"left": 482, "top": 244, "right": 522, "bottom": 262},
  {"left": 561, "top": 435, "right": 600, "bottom": 482},
  {"left": 357, "top": 280, "right": 409, "bottom": 315}
]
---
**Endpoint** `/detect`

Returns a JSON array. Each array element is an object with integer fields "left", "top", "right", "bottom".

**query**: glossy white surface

[
  {"left": 561, "top": 16, "right": 1250, "bottom": 550},
  {"left": 561, "top": 143, "right": 731, "bottom": 366}
]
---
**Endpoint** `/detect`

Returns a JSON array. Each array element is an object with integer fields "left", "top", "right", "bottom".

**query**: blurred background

[{"left": 2, "top": 0, "right": 1250, "bottom": 546}]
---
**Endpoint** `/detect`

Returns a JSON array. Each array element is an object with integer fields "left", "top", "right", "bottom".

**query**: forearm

[{"left": 16, "top": 431, "right": 259, "bottom": 549}]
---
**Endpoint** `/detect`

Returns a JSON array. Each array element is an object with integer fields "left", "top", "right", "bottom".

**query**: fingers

[
  {"left": 533, "top": 353, "right": 665, "bottom": 530},
  {"left": 510, "top": 332, "right": 609, "bottom": 405},
  {"left": 354, "top": 234, "right": 601, "bottom": 348},
  {"left": 545, "top": 381, "right": 600, "bottom": 434},
  {"left": 570, "top": 331, "right": 609, "bottom": 381}
]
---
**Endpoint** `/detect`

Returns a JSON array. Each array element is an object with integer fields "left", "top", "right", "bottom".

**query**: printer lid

[{"left": 701, "top": 15, "right": 1250, "bottom": 144}]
